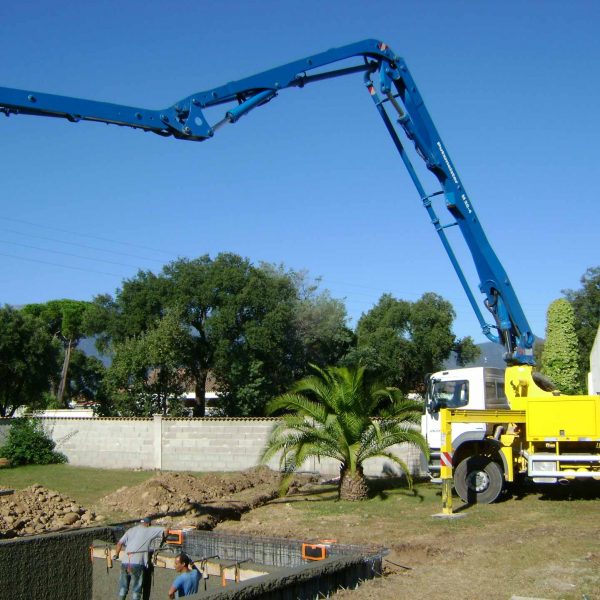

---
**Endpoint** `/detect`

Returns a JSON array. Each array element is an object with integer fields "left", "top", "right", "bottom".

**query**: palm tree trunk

[{"left": 339, "top": 465, "right": 369, "bottom": 501}]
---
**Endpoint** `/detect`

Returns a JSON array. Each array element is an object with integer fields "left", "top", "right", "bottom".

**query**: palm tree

[{"left": 261, "top": 364, "right": 429, "bottom": 501}]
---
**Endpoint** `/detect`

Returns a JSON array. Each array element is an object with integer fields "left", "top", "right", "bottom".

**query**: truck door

[{"left": 423, "top": 377, "right": 475, "bottom": 449}]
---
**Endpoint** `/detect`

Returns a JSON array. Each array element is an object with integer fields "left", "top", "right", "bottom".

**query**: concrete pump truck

[{"left": 2, "top": 40, "right": 598, "bottom": 504}]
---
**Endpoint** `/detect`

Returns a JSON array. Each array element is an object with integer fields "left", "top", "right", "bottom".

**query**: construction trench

[{"left": 0, "top": 525, "right": 386, "bottom": 599}]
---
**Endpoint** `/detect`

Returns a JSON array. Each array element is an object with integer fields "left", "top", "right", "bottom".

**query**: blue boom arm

[{"left": 0, "top": 39, "right": 534, "bottom": 364}]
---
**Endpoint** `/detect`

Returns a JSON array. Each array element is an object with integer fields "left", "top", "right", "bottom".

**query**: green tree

[
  {"left": 210, "top": 263, "right": 304, "bottom": 416},
  {"left": 97, "top": 253, "right": 306, "bottom": 416},
  {"left": 64, "top": 351, "right": 107, "bottom": 405},
  {"left": 22, "top": 300, "right": 95, "bottom": 407},
  {"left": 295, "top": 289, "right": 353, "bottom": 368},
  {"left": 104, "top": 310, "right": 191, "bottom": 416},
  {"left": 345, "top": 294, "right": 413, "bottom": 388},
  {"left": 453, "top": 336, "right": 481, "bottom": 367},
  {"left": 267, "top": 267, "right": 354, "bottom": 368},
  {"left": 261, "top": 365, "right": 428, "bottom": 501},
  {"left": 0, "top": 306, "right": 60, "bottom": 417},
  {"left": 348, "top": 292, "right": 459, "bottom": 392},
  {"left": 540, "top": 299, "right": 582, "bottom": 394},
  {"left": 563, "top": 266, "right": 600, "bottom": 386}
]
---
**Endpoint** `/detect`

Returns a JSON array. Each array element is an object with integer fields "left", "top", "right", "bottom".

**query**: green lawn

[{"left": 0, "top": 464, "right": 155, "bottom": 506}]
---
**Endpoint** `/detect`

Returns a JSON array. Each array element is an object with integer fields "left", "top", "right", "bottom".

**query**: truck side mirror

[
  {"left": 427, "top": 377, "right": 440, "bottom": 414},
  {"left": 428, "top": 395, "right": 440, "bottom": 414}
]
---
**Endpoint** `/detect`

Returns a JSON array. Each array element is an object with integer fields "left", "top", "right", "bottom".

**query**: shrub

[{"left": 0, "top": 418, "right": 67, "bottom": 466}]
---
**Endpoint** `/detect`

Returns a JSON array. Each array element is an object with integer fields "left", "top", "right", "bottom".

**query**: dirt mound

[
  {"left": 97, "top": 466, "right": 309, "bottom": 529},
  {"left": 0, "top": 468, "right": 317, "bottom": 539},
  {"left": 0, "top": 484, "right": 96, "bottom": 538},
  {"left": 100, "top": 466, "right": 279, "bottom": 517}
]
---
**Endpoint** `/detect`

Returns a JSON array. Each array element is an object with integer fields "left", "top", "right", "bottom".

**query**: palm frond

[
  {"left": 261, "top": 364, "right": 429, "bottom": 492},
  {"left": 266, "top": 392, "right": 328, "bottom": 422}
]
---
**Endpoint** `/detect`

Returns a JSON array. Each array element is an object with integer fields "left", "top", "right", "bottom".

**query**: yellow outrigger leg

[{"left": 440, "top": 408, "right": 454, "bottom": 515}]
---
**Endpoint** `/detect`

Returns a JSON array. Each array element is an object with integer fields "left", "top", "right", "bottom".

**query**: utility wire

[
  {"left": 0, "top": 216, "right": 172, "bottom": 257},
  {"left": 0, "top": 239, "right": 143, "bottom": 269},
  {"left": 0, "top": 227, "right": 166, "bottom": 264},
  {"left": 0, "top": 252, "right": 122, "bottom": 277}
]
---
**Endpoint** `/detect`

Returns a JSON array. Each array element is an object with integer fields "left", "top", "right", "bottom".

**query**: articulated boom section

[{"left": 0, "top": 39, "right": 534, "bottom": 363}]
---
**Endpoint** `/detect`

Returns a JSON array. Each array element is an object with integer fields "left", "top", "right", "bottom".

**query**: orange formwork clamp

[
  {"left": 301, "top": 543, "right": 328, "bottom": 561},
  {"left": 166, "top": 529, "right": 184, "bottom": 546}
]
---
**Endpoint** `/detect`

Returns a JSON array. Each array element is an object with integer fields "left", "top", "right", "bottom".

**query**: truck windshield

[{"left": 432, "top": 380, "right": 469, "bottom": 408}]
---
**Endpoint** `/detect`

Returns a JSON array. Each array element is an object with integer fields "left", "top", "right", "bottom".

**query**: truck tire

[{"left": 454, "top": 456, "right": 504, "bottom": 504}]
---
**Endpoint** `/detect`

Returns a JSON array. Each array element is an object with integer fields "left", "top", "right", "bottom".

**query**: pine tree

[{"left": 540, "top": 299, "right": 583, "bottom": 395}]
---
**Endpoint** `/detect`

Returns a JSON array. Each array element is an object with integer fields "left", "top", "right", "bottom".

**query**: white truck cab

[
  {"left": 422, "top": 366, "right": 507, "bottom": 451},
  {"left": 421, "top": 367, "right": 509, "bottom": 498}
]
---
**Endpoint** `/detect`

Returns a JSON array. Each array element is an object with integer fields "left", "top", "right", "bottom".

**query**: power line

[
  {"left": 0, "top": 227, "right": 166, "bottom": 264},
  {"left": 0, "top": 215, "right": 172, "bottom": 257},
  {"left": 0, "top": 251, "right": 122, "bottom": 277},
  {"left": 0, "top": 239, "right": 143, "bottom": 269}
]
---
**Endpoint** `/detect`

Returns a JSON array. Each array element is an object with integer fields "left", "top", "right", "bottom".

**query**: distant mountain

[
  {"left": 445, "top": 338, "right": 545, "bottom": 370},
  {"left": 79, "top": 339, "right": 527, "bottom": 372}
]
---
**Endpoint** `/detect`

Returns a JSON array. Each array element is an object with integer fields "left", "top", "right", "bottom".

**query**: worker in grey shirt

[{"left": 114, "top": 517, "right": 167, "bottom": 600}]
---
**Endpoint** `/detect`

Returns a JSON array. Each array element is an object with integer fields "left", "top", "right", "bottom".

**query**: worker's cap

[{"left": 140, "top": 517, "right": 152, "bottom": 524}]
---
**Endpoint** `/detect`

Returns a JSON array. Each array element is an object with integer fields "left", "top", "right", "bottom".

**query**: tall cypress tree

[{"left": 540, "top": 299, "right": 583, "bottom": 395}]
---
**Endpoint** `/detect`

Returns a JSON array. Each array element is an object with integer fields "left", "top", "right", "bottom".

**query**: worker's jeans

[{"left": 118, "top": 564, "right": 144, "bottom": 600}]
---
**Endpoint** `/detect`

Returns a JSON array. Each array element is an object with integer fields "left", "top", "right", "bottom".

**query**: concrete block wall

[
  {"left": 0, "top": 416, "right": 424, "bottom": 477},
  {"left": 160, "top": 418, "right": 281, "bottom": 472},
  {"left": 46, "top": 417, "right": 155, "bottom": 469}
]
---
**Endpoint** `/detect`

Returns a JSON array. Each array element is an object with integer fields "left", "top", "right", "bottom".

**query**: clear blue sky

[{"left": 0, "top": 1, "right": 598, "bottom": 343}]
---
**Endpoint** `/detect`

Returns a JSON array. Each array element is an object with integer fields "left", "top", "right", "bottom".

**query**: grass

[{"left": 0, "top": 464, "right": 155, "bottom": 506}]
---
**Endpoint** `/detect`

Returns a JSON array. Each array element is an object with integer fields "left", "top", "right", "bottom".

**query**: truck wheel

[{"left": 454, "top": 456, "right": 504, "bottom": 504}]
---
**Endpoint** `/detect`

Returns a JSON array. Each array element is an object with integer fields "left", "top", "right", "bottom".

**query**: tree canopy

[
  {"left": 563, "top": 266, "right": 600, "bottom": 386},
  {"left": 96, "top": 254, "right": 313, "bottom": 416},
  {"left": 4, "top": 255, "right": 481, "bottom": 416},
  {"left": 0, "top": 306, "right": 60, "bottom": 417},
  {"left": 22, "top": 299, "right": 95, "bottom": 406},
  {"left": 104, "top": 309, "right": 193, "bottom": 416},
  {"left": 346, "top": 292, "right": 472, "bottom": 392}
]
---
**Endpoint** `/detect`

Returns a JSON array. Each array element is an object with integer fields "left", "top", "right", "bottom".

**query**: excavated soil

[
  {"left": 0, "top": 467, "right": 318, "bottom": 540},
  {"left": 94, "top": 466, "right": 311, "bottom": 529},
  {"left": 0, "top": 484, "right": 97, "bottom": 538}
]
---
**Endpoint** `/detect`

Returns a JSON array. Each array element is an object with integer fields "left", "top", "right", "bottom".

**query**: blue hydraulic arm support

[{"left": 0, "top": 39, "right": 534, "bottom": 364}]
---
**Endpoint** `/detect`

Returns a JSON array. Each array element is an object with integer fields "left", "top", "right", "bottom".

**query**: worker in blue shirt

[{"left": 168, "top": 553, "right": 201, "bottom": 598}]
